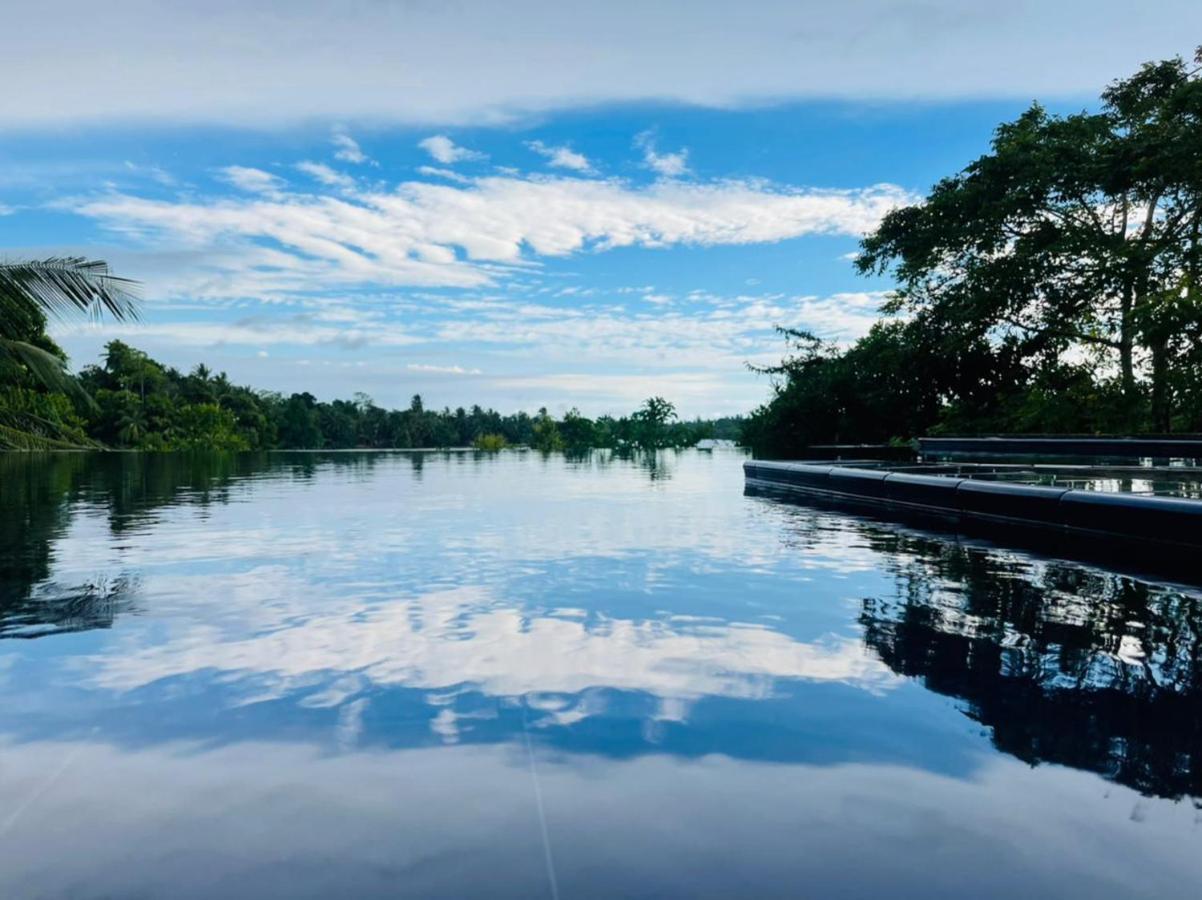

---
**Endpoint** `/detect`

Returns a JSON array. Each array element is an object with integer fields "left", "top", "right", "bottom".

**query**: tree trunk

[
  {"left": 1119, "top": 329, "right": 1135, "bottom": 396},
  {"left": 1119, "top": 284, "right": 1138, "bottom": 427},
  {"left": 1150, "top": 338, "right": 1171, "bottom": 432},
  {"left": 1115, "top": 278, "right": 1134, "bottom": 384}
]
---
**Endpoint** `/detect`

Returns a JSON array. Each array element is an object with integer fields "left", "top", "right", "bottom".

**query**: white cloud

[
  {"left": 493, "top": 372, "right": 733, "bottom": 407},
  {"left": 123, "top": 160, "right": 176, "bottom": 185},
  {"left": 416, "top": 166, "right": 472, "bottom": 183},
  {"left": 406, "top": 363, "right": 483, "bottom": 375},
  {"left": 635, "top": 131, "right": 689, "bottom": 177},
  {"left": 648, "top": 152, "right": 688, "bottom": 177},
  {"left": 426, "top": 290, "right": 889, "bottom": 370},
  {"left": 418, "top": 135, "right": 486, "bottom": 165},
  {"left": 331, "top": 131, "right": 369, "bottom": 164},
  {"left": 295, "top": 161, "right": 354, "bottom": 189},
  {"left": 3, "top": 2, "right": 1198, "bottom": 128},
  {"left": 52, "top": 286, "right": 891, "bottom": 416},
  {"left": 218, "top": 165, "right": 283, "bottom": 194},
  {"left": 59, "top": 158, "right": 908, "bottom": 415},
  {"left": 86, "top": 585, "right": 898, "bottom": 700},
  {"left": 526, "top": 140, "right": 593, "bottom": 173},
  {"left": 76, "top": 172, "right": 913, "bottom": 293},
  {"left": 56, "top": 315, "right": 419, "bottom": 351}
]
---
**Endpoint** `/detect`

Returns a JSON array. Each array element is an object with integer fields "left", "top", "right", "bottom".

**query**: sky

[{"left": 2, "top": 1, "right": 1199, "bottom": 417}]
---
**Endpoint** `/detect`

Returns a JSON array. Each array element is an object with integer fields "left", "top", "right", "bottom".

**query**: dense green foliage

[
  {"left": 748, "top": 49, "right": 1202, "bottom": 457},
  {"left": 0, "top": 295, "right": 95, "bottom": 449},
  {"left": 525, "top": 398, "right": 735, "bottom": 453},
  {"left": 0, "top": 256, "right": 744, "bottom": 452},
  {"left": 2, "top": 338, "right": 743, "bottom": 452},
  {"left": 0, "top": 258, "right": 140, "bottom": 449}
]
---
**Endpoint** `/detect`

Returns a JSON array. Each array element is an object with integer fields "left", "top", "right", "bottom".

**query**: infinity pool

[{"left": 2, "top": 449, "right": 1200, "bottom": 898}]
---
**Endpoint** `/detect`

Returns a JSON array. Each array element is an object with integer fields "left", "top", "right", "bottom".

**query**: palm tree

[
  {"left": 1, "top": 257, "right": 140, "bottom": 394},
  {"left": 116, "top": 405, "right": 148, "bottom": 446},
  {"left": 1, "top": 258, "right": 139, "bottom": 448}
]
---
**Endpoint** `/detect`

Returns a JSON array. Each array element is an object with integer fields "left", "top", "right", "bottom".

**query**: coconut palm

[
  {"left": 1, "top": 257, "right": 140, "bottom": 394},
  {"left": 1, "top": 258, "right": 139, "bottom": 448},
  {"left": 116, "top": 405, "right": 148, "bottom": 446}
]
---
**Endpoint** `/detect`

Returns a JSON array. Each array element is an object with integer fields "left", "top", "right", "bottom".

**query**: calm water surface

[{"left": 2, "top": 449, "right": 1201, "bottom": 898}]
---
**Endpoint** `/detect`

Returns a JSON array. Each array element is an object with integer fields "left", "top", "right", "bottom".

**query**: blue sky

[{"left": 2, "top": 1, "right": 1199, "bottom": 416}]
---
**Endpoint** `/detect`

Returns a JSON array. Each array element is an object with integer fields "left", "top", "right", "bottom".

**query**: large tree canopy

[
  {"left": 857, "top": 49, "right": 1202, "bottom": 431},
  {"left": 746, "top": 49, "right": 1202, "bottom": 455}
]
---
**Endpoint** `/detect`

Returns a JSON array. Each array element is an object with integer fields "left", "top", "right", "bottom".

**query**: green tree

[
  {"left": 0, "top": 259, "right": 138, "bottom": 447},
  {"left": 857, "top": 49, "right": 1202, "bottom": 431},
  {"left": 278, "top": 393, "right": 324, "bottom": 448},
  {"left": 0, "top": 259, "right": 138, "bottom": 394},
  {"left": 558, "top": 407, "right": 596, "bottom": 451},
  {"left": 98, "top": 341, "right": 168, "bottom": 399},
  {"left": 117, "top": 404, "right": 148, "bottom": 446},
  {"left": 531, "top": 407, "right": 564, "bottom": 451},
  {"left": 631, "top": 396, "right": 677, "bottom": 449},
  {"left": 745, "top": 323, "right": 949, "bottom": 456},
  {"left": 169, "top": 403, "right": 248, "bottom": 451}
]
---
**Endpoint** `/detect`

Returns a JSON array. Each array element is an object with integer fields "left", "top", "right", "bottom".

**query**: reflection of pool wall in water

[
  {"left": 857, "top": 543, "right": 1202, "bottom": 800},
  {"left": 744, "top": 460, "right": 1202, "bottom": 552}
]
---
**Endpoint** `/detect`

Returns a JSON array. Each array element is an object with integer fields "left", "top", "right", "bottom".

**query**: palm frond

[
  {"left": 0, "top": 257, "right": 140, "bottom": 323},
  {"left": 0, "top": 408, "right": 100, "bottom": 450},
  {"left": 0, "top": 338, "right": 95, "bottom": 407}
]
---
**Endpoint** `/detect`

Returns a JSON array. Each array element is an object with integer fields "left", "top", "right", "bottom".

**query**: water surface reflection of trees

[
  {"left": 856, "top": 532, "right": 1202, "bottom": 801},
  {"left": 0, "top": 451, "right": 395, "bottom": 636},
  {"left": 3, "top": 449, "right": 679, "bottom": 639}
]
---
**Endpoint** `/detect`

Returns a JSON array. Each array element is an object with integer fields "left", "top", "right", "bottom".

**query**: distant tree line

[
  {"left": 518, "top": 395, "right": 743, "bottom": 452},
  {"left": 747, "top": 49, "right": 1202, "bottom": 457},
  {"left": 2, "top": 335, "right": 744, "bottom": 452}
]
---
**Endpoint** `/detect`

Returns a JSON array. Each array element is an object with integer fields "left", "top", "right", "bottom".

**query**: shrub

[{"left": 473, "top": 433, "right": 508, "bottom": 451}]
